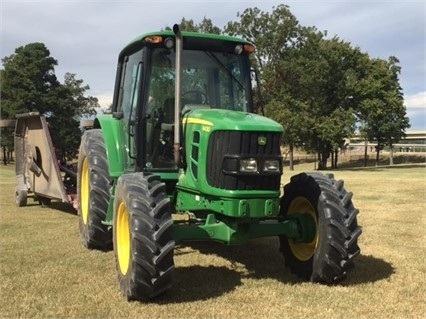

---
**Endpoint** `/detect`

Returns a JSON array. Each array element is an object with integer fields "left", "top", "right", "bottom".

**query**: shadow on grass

[
  {"left": 157, "top": 265, "right": 243, "bottom": 303},
  {"left": 20, "top": 200, "right": 77, "bottom": 215},
  {"left": 186, "top": 239, "right": 298, "bottom": 281},
  {"left": 46, "top": 201, "right": 77, "bottom": 215},
  {"left": 342, "top": 254, "right": 395, "bottom": 285},
  {"left": 153, "top": 238, "right": 288, "bottom": 303},
  {"left": 156, "top": 239, "right": 298, "bottom": 303},
  {"left": 156, "top": 239, "right": 396, "bottom": 303}
]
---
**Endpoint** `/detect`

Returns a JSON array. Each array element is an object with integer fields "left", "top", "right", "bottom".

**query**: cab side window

[{"left": 117, "top": 49, "right": 144, "bottom": 121}]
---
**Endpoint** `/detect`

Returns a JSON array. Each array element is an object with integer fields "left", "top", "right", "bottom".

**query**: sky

[{"left": 1, "top": 0, "right": 425, "bottom": 130}]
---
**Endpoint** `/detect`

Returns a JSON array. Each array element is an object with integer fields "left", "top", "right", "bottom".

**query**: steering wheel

[{"left": 182, "top": 90, "right": 208, "bottom": 104}]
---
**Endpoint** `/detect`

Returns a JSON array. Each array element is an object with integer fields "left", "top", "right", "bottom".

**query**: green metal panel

[
  {"left": 182, "top": 109, "right": 283, "bottom": 132},
  {"left": 176, "top": 189, "right": 280, "bottom": 218},
  {"left": 94, "top": 114, "right": 125, "bottom": 178},
  {"left": 94, "top": 114, "right": 126, "bottom": 226}
]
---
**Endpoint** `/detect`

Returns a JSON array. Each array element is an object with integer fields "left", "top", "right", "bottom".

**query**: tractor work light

[
  {"left": 240, "top": 158, "right": 258, "bottom": 173},
  {"left": 234, "top": 45, "right": 244, "bottom": 55},
  {"left": 145, "top": 36, "right": 163, "bottom": 44},
  {"left": 234, "top": 44, "right": 256, "bottom": 55},
  {"left": 222, "top": 156, "right": 282, "bottom": 176},
  {"left": 263, "top": 159, "right": 280, "bottom": 172},
  {"left": 244, "top": 44, "right": 255, "bottom": 53},
  {"left": 164, "top": 37, "right": 174, "bottom": 49}
]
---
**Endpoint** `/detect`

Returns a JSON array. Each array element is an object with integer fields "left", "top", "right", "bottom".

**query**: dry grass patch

[{"left": 0, "top": 163, "right": 425, "bottom": 318}]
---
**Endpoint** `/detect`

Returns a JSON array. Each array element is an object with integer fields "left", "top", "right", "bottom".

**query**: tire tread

[
  {"left": 77, "top": 129, "right": 112, "bottom": 250},
  {"left": 280, "top": 172, "right": 361, "bottom": 283},
  {"left": 114, "top": 173, "right": 175, "bottom": 300}
]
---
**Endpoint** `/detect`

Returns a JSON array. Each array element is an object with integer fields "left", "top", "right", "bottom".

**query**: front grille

[{"left": 206, "top": 131, "right": 282, "bottom": 190}]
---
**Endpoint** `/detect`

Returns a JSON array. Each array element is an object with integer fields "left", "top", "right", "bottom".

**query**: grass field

[{"left": 0, "top": 163, "right": 425, "bottom": 318}]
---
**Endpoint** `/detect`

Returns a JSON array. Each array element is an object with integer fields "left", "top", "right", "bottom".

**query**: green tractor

[{"left": 77, "top": 24, "right": 361, "bottom": 300}]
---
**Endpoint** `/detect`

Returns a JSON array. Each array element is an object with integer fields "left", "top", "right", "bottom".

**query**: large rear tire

[
  {"left": 77, "top": 129, "right": 112, "bottom": 250},
  {"left": 113, "top": 173, "right": 175, "bottom": 300},
  {"left": 280, "top": 172, "right": 361, "bottom": 283}
]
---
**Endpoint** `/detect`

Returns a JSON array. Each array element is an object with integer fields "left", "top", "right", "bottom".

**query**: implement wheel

[
  {"left": 113, "top": 173, "right": 175, "bottom": 300},
  {"left": 15, "top": 188, "right": 27, "bottom": 207},
  {"left": 77, "top": 129, "right": 112, "bottom": 250},
  {"left": 280, "top": 172, "right": 362, "bottom": 283}
]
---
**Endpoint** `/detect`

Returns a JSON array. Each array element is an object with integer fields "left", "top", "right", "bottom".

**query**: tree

[
  {"left": 0, "top": 124, "right": 15, "bottom": 165},
  {"left": 225, "top": 5, "right": 300, "bottom": 74},
  {"left": 167, "top": 17, "right": 221, "bottom": 34},
  {"left": 1, "top": 43, "right": 59, "bottom": 118},
  {"left": 225, "top": 6, "right": 364, "bottom": 169},
  {"left": 49, "top": 73, "right": 99, "bottom": 161},
  {"left": 224, "top": 5, "right": 310, "bottom": 170},
  {"left": 294, "top": 37, "right": 362, "bottom": 169},
  {"left": 1, "top": 43, "right": 99, "bottom": 162},
  {"left": 265, "top": 98, "right": 311, "bottom": 170},
  {"left": 359, "top": 57, "right": 410, "bottom": 165},
  {"left": 1, "top": 43, "right": 60, "bottom": 164}
]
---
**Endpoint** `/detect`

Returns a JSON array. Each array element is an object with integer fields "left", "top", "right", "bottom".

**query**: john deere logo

[{"left": 258, "top": 136, "right": 267, "bottom": 146}]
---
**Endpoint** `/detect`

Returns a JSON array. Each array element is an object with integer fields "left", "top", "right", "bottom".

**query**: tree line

[
  {"left": 1, "top": 5, "right": 409, "bottom": 169},
  {"left": 0, "top": 43, "right": 99, "bottom": 163}
]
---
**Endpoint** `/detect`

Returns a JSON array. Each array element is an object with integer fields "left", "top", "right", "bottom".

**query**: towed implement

[
  {"left": 14, "top": 24, "right": 361, "bottom": 301},
  {"left": 13, "top": 112, "right": 82, "bottom": 208}
]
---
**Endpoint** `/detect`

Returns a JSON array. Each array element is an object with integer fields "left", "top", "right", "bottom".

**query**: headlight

[
  {"left": 240, "top": 158, "right": 257, "bottom": 172},
  {"left": 263, "top": 159, "right": 280, "bottom": 172}
]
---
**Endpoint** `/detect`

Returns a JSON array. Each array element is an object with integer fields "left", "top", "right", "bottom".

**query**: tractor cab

[{"left": 110, "top": 30, "right": 256, "bottom": 172}]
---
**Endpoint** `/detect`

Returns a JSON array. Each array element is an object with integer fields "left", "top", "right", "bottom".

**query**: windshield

[
  {"left": 147, "top": 48, "right": 252, "bottom": 118},
  {"left": 143, "top": 47, "right": 252, "bottom": 170}
]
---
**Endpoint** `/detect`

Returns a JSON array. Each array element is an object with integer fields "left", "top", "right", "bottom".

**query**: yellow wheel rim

[
  {"left": 287, "top": 196, "right": 319, "bottom": 261},
  {"left": 116, "top": 202, "right": 131, "bottom": 276},
  {"left": 81, "top": 157, "right": 89, "bottom": 225}
]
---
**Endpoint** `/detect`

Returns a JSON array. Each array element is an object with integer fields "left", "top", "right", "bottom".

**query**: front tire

[
  {"left": 280, "top": 172, "right": 361, "bottom": 283},
  {"left": 113, "top": 173, "right": 175, "bottom": 300},
  {"left": 77, "top": 129, "right": 112, "bottom": 250}
]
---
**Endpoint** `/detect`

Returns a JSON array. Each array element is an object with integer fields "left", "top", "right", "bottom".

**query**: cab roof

[{"left": 119, "top": 30, "right": 253, "bottom": 58}]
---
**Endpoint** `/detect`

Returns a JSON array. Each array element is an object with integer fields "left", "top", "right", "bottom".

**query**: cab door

[{"left": 115, "top": 49, "right": 144, "bottom": 171}]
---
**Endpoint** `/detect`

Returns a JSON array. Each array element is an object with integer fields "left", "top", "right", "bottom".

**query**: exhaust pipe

[{"left": 173, "top": 24, "right": 182, "bottom": 167}]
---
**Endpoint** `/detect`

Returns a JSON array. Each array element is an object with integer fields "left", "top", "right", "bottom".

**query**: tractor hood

[
  {"left": 182, "top": 109, "right": 284, "bottom": 133},
  {"left": 178, "top": 107, "right": 283, "bottom": 199}
]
